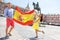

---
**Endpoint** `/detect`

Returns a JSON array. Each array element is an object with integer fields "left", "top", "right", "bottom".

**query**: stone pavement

[
  {"left": 0, "top": 17, "right": 60, "bottom": 40},
  {"left": 0, "top": 17, "right": 27, "bottom": 40}
]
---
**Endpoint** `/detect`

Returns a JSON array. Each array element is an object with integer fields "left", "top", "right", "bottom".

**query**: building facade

[{"left": 43, "top": 14, "right": 60, "bottom": 24}]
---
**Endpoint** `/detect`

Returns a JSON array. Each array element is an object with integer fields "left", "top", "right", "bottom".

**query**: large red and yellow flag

[{"left": 13, "top": 6, "right": 35, "bottom": 25}]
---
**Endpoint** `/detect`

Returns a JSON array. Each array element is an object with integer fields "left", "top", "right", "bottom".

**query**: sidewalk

[{"left": 0, "top": 17, "right": 60, "bottom": 40}]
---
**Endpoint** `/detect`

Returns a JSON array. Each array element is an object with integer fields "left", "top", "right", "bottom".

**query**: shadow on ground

[
  {"left": 0, "top": 37, "right": 6, "bottom": 40},
  {"left": 29, "top": 37, "right": 40, "bottom": 40}
]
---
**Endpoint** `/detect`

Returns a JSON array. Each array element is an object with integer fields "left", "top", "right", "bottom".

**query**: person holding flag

[
  {"left": 32, "top": 14, "right": 45, "bottom": 38},
  {"left": 4, "top": 2, "right": 14, "bottom": 39}
]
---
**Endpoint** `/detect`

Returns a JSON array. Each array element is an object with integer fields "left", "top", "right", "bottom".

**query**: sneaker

[
  {"left": 5, "top": 35, "right": 9, "bottom": 39},
  {"left": 8, "top": 33, "right": 12, "bottom": 36},
  {"left": 35, "top": 36, "right": 38, "bottom": 38}
]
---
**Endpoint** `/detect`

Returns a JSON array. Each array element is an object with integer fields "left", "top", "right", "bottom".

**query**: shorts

[{"left": 6, "top": 18, "right": 14, "bottom": 27}]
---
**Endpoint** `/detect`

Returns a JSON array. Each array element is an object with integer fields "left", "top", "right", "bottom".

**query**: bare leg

[
  {"left": 37, "top": 30, "right": 45, "bottom": 34},
  {"left": 8, "top": 26, "right": 14, "bottom": 35},
  {"left": 35, "top": 30, "right": 44, "bottom": 38},
  {"left": 6, "top": 26, "right": 9, "bottom": 35},
  {"left": 5, "top": 26, "right": 9, "bottom": 39},
  {"left": 35, "top": 30, "right": 38, "bottom": 38}
]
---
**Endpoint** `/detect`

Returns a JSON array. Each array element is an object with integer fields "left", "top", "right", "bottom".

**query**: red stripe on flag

[
  {"left": 16, "top": 6, "right": 34, "bottom": 14},
  {"left": 13, "top": 18, "right": 33, "bottom": 25}
]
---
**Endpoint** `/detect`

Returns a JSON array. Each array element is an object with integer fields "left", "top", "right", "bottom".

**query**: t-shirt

[{"left": 4, "top": 7, "right": 14, "bottom": 18}]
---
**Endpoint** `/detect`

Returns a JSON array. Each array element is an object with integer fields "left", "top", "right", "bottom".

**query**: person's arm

[
  {"left": 35, "top": 18, "right": 40, "bottom": 22},
  {"left": 4, "top": 8, "right": 8, "bottom": 17}
]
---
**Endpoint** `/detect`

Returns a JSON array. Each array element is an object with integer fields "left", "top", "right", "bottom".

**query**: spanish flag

[{"left": 13, "top": 6, "right": 34, "bottom": 25}]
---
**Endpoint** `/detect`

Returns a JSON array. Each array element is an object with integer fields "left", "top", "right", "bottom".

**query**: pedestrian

[
  {"left": 4, "top": 2, "right": 14, "bottom": 39},
  {"left": 32, "top": 14, "right": 45, "bottom": 38}
]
